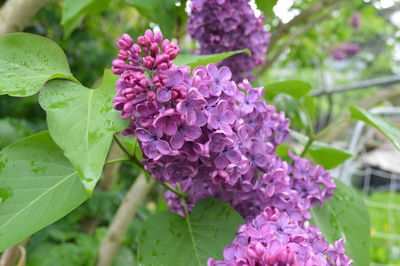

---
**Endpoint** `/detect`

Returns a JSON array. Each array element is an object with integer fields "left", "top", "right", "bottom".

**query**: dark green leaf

[
  {"left": 137, "top": 198, "right": 243, "bottom": 265},
  {"left": 39, "top": 70, "right": 127, "bottom": 193},
  {"left": 126, "top": 0, "right": 178, "bottom": 38},
  {"left": 312, "top": 179, "right": 370, "bottom": 266},
  {"left": 174, "top": 49, "right": 251, "bottom": 69},
  {"left": 255, "top": 0, "right": 278, "bottom": 18},
  {"left": 0, "top": 131, "right": 88, "bottom": 252},
  {"left": 0, "top": 33, "right": 77, "bottom": 97},
  {"left": 291, "top": 131, "right": 352, "bottom": 169},
  {"left": 349, "top": 106, "right": 400, "bottom": 151},
  {"left": 61, "top": 0, "right": 111, "bottom": 37},
  {"left": 265, "top": 80, "right": 312, "bottom": 99}
]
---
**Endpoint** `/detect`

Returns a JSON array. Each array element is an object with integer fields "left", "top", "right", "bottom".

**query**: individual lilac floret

[
  {"left": 208, "top": 208, "right": 353, "bottom": 266},
  {"left": 187, "top": 0, "right": 270, "bottom": 82}
]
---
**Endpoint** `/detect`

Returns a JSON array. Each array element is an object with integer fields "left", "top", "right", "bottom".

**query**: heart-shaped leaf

[
  {"left": 0, "top": 33, "right": 77, "bottom": 97},
  {"left": 137, "top": 198, "right": 244, "bottom": 265},
  {"left": 39, "top": 70, "right": 127, "bottom": 193},
  {"left": 312, "top": 179, "right": 370, "bottom": 266},
  {"left": 174, "top": 49, "right": 250, "bottom": 70},
  {"left": 0, "top": 131, "right": 87, "bottom": 252},
  {"left": 350, "top": 106, "right": 400, "bottom": 151}
]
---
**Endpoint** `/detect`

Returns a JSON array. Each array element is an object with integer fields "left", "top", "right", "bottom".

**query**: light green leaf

[
  {"left": 0, "top": 131, "right": 87, "bottom": 252},
  {"left": 265, "top": 80, "right": 312, "bottom": 99},
  {"left": 137, "top": 198, "right": 244, "bottom": 265},
  {"left": 255, "top": 0, "right": 278, "bottom": 18},
  {"left": 0, "top": 33, "right": 77, "bottom": 97},
  {"left": 174, "top": 49, "right": 251, "bottom": 69},
  {"left": 61, "top": 0, "right": 110, "bottom": 37},
  {"left": 312, "top": 179, "right": 370, "bottom": 266},
  {"left": 291, "top": 131, "right": 352, "bottom": 169},
  {"left": 350, "top": 106, "right": 400, "bottom": 151},
  {"left": 39, "top": 70, "right": 127, "bottom": 193}
]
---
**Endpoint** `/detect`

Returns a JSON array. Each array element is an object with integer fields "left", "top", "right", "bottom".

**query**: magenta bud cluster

[
  {"left": 112, "top": 30, "right": 352, "bottom": 265},
  {"left": 187, "top": 0, "right": 270, "bottom": 82}
]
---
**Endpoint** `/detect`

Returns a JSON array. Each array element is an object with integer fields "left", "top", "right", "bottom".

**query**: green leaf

[
  {"left": 126, "top": 0, "right": 178, "bottom": 38},
  {"left": 174, "top": 49, "right": 251, "bottom": 69},
  {"left": 61, "top": 0, "right": 110, "bottom": 38},
  {"left": 291, "top": 131, "right": 352, "bottom": 169},
  {"left": 0, "top": 131, "right": 88, "bottom": 252},
  {"left": 312, "top": 179, "right": 370, "bottom": 266},
  {"left": 0, "top": 33, "right": 77, "bottom": 97},
  {"left": 137, "top": 198, "right": 244, "bottom": 265},
  {"left": 349, "top": 106, "right": 400, "bottom": 151},
  {"left": 265, "top": 80, "right": 312, "bottom": 99},
  {"left": 255, "top": 0, "right": 278, "bottom": 18},
  {"left": 39, "top": 70, "right": 127, "bottom": 193}
]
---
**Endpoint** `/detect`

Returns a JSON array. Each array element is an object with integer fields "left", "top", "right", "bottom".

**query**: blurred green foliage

[{"left": 367, "top": 192, "right": 400, "bottom": 264}]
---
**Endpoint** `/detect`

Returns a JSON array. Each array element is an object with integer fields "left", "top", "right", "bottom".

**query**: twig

[
  {"left": 0, "top": 0, "right": 50, "bottom": 35},
  {"left": 268, "top": 0, "right": 344, "bottom": 51},
  {"left": 0, "top": 239, "right": 29, "bottom": 266},
  {"left": 257, "top": 10, "right": 335, "bottom": 77},
  {"left": 311, "top": 75, "right": 400, "bottom": 97},
  {"left": 97, "top": 173, "right": 155, "bottom": 266}
]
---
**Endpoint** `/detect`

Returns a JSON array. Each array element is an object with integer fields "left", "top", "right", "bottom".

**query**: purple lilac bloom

[
  {"left": 187, "top": 0, "right": 270, "bottom": 82},
  {"left": 112, "top": 30, "right": 352, "bottom": 265},
  {"left": 332, "top": 43, "right": 361, "bottom": 60},
  {"left": 208, "top": 208, "right": 353, "bottom": 266},
  {"left": 351, "top": 12, "right": 361, "bottom": 29}
]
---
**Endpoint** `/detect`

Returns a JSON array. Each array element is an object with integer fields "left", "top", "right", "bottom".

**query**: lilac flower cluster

[
  {"left": 187, "top": 0, "right": 270, "bottom": 82},
  {"left": 112, "top": 30, "right": 351, "bottom": 265},
  {"left": 208, "top": 208, "right": 353, "bottom": 265},
  {"left": 332, "top": 43, "right": 361, "bottom": 61}
]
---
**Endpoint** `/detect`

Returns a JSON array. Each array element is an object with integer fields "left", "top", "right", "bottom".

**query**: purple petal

[
  {"left": 210, "top": 83, "right": 222, "bottom": 96},
  {"left": 226, "top": 149, "right": 241, "bottom": 164},
  {"left": 135, "top": 128, "right": 152, "bottom": 142},
  {"left": 182, "top": 124, "right": 202, "bottom": 140},
  {"left": 170, "top": 131, "right": 185, "bottom": 150},
  {"left": 167, "top": 70, "right": 183, "bottom": 86},
  {"left": 219, "top": 66, "right": 232, "bottom": 81},
  {"left": 214, "top": 153, "right": 229, "bottom": 169},
  {"left": 155, "top": 140, "right": 172, "bottom": 154},
  {"left": 222, "top": 82, "right": 235, "bottom": 96},
  {"left": 195, "top": 110, "right": 208, "bottom": 126},
  {"left": 157, "top": 87, "right": 171, "bottom": 103},
  {"left": 164, "top": 121, "right": 178, "bottom": 136},
  {"left": 219, "top": 122, "right": 233, "bottom": 135},
  {"left": 207, "top": 64, "right": 219, "bottom": 79}
]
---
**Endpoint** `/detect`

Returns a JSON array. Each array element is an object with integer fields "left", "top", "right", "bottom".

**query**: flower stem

[
  {"left": 113, "top": 134, "right": 132, "bottom": 158},
  {"left": 177, "top": 183, "right": 190, "bottom": 215},
  {"left": 112, "top": 134, "right": 144, "bottom": 170},
  {"left": 300, "top": 136, "right": 314, "bottom": 157},
  {"left": 162, "top": 182, "right": 188, "bottom": 199},
  {"left": 105, "top": 158, "right": 131, "bottom": 164},
  {"left": 314, "top": 117, "right": 351, "bottom": 140}
]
